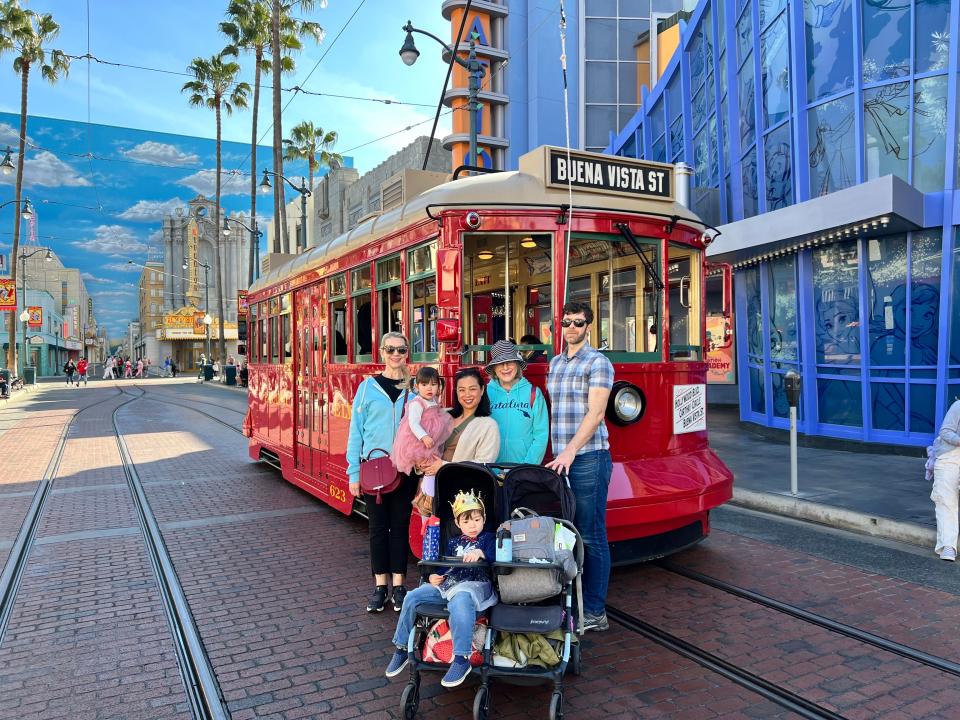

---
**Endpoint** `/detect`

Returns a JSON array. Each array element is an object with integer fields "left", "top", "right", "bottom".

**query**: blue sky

[{"left": 0, "top": 1, "right": 451, "bottom": 338}]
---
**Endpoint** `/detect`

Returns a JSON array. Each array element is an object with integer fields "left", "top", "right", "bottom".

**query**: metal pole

[
  {"left": 790, "top": 405, "right": 798, "bottom": 496},
  {"left": 300, "top": 182, "right": 307, "bottom": 252},
  {"left": 19, "top": 253, "right": 25, "bottom": 379},
  {"left": 467, "top": 37, "right": 479, "bottom": 167},
  {"left": 252, "top": 219, "right": 260, "bottom": 281},
  {"left": 204, "top": 264, "right": 211, "bottom": 359}
]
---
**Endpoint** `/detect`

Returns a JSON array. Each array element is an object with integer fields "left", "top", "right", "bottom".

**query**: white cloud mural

[
  {"left": 121, "top": 141, "right": 200, "bottom": 167},
  {"left": 176, "top": 168, "right": 250, "bottom": 196},
  {"left": 0, "top": 150, "right": 92, "bottom": 188},
  {"left": 73, "top": 225, "right": 151, "bottom": 257},
  {"left": 117, "top": 197, "right": 186, "bottom": 222}
]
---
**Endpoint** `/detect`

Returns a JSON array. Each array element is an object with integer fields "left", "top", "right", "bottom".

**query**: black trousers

[{"left": 366, "top": 473, "right": 418, "bottom": 577}]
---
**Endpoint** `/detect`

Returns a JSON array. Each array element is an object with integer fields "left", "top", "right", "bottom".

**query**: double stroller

[{"left": 398, "top": 461, "right": 584, "bottom": 720}]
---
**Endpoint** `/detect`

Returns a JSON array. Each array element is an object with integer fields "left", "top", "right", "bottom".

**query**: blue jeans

[
  {"left": 392, "top": 584, "right": 478, "bottom": 657},
  {"left": 568, "top": 449, "right": 612, "bottom": 615}
]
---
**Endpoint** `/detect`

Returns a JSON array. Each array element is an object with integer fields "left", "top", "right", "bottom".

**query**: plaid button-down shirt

[{"left": 547, "top": 343, "right": 614, "bottom": 455}]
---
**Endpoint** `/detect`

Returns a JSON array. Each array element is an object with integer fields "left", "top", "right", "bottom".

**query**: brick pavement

[{"left": 0, "top": 387, "right": 192, "bottom": 720}]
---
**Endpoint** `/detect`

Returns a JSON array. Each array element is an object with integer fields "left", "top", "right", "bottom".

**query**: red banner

[
  {"left": 27, "top": 306, "right": 42, "bottom": 327},
  {"left": 238, "top": 290, "right": 248, "bottom": 313},
  {"left": 0, "top": 278, "right": 15, "bottom": 311}
]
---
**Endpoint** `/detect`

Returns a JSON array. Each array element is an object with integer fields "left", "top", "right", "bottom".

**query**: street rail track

[
  {"left": 0, "top": 390, "right": 122, "bottom": 644},
  {"left": 115, "top": 387, "right": 230, "bottom": 720},
  {"left": 132, "top": 384, "right": 244, "bottom": 435},
  {"left": 657, "top": 560, "right": 960, "bottom": 679},
  {"left": 605, "top": 605, "right": 848, "bottom": 720}
]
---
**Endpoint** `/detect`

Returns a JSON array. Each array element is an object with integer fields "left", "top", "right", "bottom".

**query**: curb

[{"left": 730, "top": 487, "right": 936, "bottom": 549}]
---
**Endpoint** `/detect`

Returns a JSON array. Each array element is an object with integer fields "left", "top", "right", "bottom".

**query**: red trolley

[{"left": 244, "top": 146, "right": 734, "bottom": 563}]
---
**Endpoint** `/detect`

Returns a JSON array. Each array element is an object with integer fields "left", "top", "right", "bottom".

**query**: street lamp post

[
  {"left": 184, "top": 260, "right": 212, "bottom": 359},
  {"left": 17, "top": 246, "right": 52, "bottom": 379},
  {"left": 225, "top": 217, "right": 264, "bottom": 282},
  {"left": 258, "top": 170, "right": 311, "bottom": 253},
  {"left": 1, "top": 197, "right": 35, "bottom": 374},
  {"left": 400, "top": 21, "right": 486, "bottom": 169}
]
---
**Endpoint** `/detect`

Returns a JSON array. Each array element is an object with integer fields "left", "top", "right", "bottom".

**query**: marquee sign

[{"left": 545, "top": 148, "right": 673, "bottom": 201}]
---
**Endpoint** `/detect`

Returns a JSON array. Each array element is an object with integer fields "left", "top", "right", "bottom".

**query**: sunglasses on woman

[
  {"left": 560, "top": 319, "right": 588, "bottom": 328},
  {"left": 382, "top": 345, "right": 408, "bottom": 355}
]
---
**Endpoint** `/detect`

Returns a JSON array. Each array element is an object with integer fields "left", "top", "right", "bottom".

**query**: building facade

[
  {"left": 607, "top": 0, "right": 959, "bottom": 446},
  {"left": 267, "top": 136, "right": 450, "bottom": 256}
]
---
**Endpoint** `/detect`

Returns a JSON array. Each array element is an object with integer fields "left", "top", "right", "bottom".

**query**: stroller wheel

[
  {"left": 569, "top": 643, "right": 582, "bottom": 676},
  {"left": 548, "top": 691, "right": 563, "bottom": 720},
  {"left": 401, "top": 681, "right": 420, "bottom": 719},
  {"left": 472, "top": 685, "right": 491, "bottom": 720}
]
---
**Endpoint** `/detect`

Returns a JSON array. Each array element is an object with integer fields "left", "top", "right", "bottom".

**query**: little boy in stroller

[{"left": 386, "top": 489, "right": 497, "bottom": 688}]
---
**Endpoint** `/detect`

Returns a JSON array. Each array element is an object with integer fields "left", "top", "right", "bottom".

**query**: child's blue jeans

[{"left": 392, "top": 584, "right": 478, "bottom": 657}]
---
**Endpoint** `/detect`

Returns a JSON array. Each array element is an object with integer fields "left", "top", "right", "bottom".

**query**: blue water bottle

[
  {"left": 423, "top": 516, "right": 441, "bottom": 561},
  {"left": 495, "top": 523, "right": 513, "bottom": 563}
]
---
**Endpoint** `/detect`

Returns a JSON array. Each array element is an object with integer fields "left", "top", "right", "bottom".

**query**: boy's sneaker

[
  {"left": 940, "top": 548, "right": 957, "bottom": 562},
  {"left": 366, "top": 585, "right": 389, "bottom": 612},
  {"left": 583, "top": 612, "right": 609, "bottom": 632},
  {"left": 385, "top": 648, "right": 409, "bottom": 678},
  {"left": 392, "top": 585, "right": 407, "bottom": 612},
  {"left": 440, "top": 656, "right": 472, "bottom": 688}
]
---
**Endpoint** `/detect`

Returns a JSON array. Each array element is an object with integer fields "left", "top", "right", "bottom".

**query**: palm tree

[
  {"left": 270, "top": 0, "right": 324, "bottom": 254},
  {"left": 182, "top": 54, "right": 250, "bottom": 364},
  {"left": 283, "top": 121, "right": 341, "bottom": 248},
  {"left": 1, "top": 3, "right": 68, "bottom": 373}
]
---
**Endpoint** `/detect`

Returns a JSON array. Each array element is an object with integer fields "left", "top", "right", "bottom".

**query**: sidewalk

[{"left": 708, "top": 406, "right": 936, "bottom": 548}]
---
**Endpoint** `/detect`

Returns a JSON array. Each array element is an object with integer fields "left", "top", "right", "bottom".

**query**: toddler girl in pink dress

[{"left": 391, "top": 367, "right": 453, "bottom": 506}]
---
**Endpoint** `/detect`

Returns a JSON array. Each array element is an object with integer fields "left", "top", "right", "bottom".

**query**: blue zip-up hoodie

[
  {"left": 345, "top": 376, "right": 410, "bottom": 483},
  {"left": 487, "top": 376, "right": 549, "bottom": 465}
]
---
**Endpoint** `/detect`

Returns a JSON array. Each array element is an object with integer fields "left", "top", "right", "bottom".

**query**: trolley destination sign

[{"left": 545, "top": 147, "right": 673, "bottom": 201}]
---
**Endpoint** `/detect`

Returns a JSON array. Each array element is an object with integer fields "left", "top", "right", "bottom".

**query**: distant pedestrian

[
  {"left": 197, "top": 354, "right": 207, "bottom": 383},
  {"left": 124, "top": 359, "right": 133, "bottom": 379},
  {"left": 64, "top": 359, "right": 77, "bottom": 386},
  {"left": 164, "top": 356, "right": 171, "bottom": 377},
  {"left": 103, "top": 356, "right": 114, "bottom": 380},
  {"left": 76, "top": 357, "right": 89, "bottom": 386},
  {"left": 170, "top": 359, "right": 178, "bottom": 378},
  {"left": 931, "top": 399, "right": 960, "bottom": 561},
  {"left": 135, "top": 358, "right": 144, "bottom": 378},
  {"left": 114, "top": 357, "right": 122, "bottom": 379},
  {"left": 239, "top": 361, "right": 248, "bottom": 388},
  {"left": 545, "top": 301, "right": 614, "bottom": 632},
  {"left": 213, "top": 360, "right": 221, "bottom": 380}
]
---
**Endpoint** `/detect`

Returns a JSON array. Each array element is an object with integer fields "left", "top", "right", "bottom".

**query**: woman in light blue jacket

[
  {"left": 346, "top": 331, "right": 415, "bottom": 613},
  {"left": 484, "top": 340, "right": 549, "bottom": 465}
]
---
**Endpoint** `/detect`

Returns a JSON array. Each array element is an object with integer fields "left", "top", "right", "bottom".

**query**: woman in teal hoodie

[
  {"left": 484, "top": 340, "right": 549, "bottom": 465},
  {"left": 346, "top": 331, "right": 414, "bottom": 613}
]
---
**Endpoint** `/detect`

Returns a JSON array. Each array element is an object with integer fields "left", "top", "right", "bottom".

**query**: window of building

[
  {"left": 407, "top": 242, "right": 438, "bottom": 359},
  {"left": 864, "top": 82, "right": 909, "bottom": 183},
  {"left": 764, "top": 121, "right": 793, "bottom": 211},
  {"left": 347, "top": 202, "right": 363, "bottom": 228},
  {"left": 329, "top": 273, "right": 347, "bottom": 361},
  {"left": 377, "top": 255, "right": 402, "bottom": 342},
  {"left": 803, "top": 0, "right": 853, "bottom": 100},
  {"left": 350, "top": 265, "right": 373, "bottom": 361},
  {"left": 807, "top": 95, "right": 856, "bottom": 197}
]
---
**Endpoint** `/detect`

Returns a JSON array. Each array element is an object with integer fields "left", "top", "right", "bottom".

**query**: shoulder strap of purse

[{"left": 530, "top": 385, "right": 536, "bottom": 411}]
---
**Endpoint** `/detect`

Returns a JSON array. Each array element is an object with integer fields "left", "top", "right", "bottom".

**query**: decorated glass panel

[
  {"left": 867, "top": 235, "right": 908, "bottom": 367},
  {"left": 736, "top": 9, "right": 753, "bottom": 66},
  {"left": 864, "top": 82, "right": 909, "bottom": 183},
  {"left": 812, "top": 240, "right": 861, "bottom": 364},
  {"left": 861, "top": 0, "right": 910, "bottom": 83},
  {"left": 951, "top": 230, "right": 960, "bottom": 365},
  {"left": 912, "top": 75, "right": 948, "bottom": 193},
  {"left": 742, "top": 148, "right": 759, "bottom": 218},
  {"left": 739, "top": 58, "right": 756, "bottom": 148},
  {"left": 808, "top": 96, "right": 856, "bottom": 196},
  {"left": 760, "top": 14, "right": 790, "bottom": 129},
  {"left": 760, "top": 0, "right": 787, "bottom": 27},
  {"left": 915, "top": 0, "right": 952, "bottom": 73},
  {"left": 768, "top": 255, "right": 800, "bottom": 362},
  {"left": 910, "top": 231, "right": 942, "bottom": 367},
  {"left": 804, "top": 0, "right": 854, "bottom": 100},
  {"left": 764, "top": 121, "right": 793, "bottom": 210}
]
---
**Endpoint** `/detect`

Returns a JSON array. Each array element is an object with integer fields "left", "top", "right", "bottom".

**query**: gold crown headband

[{"left": 450, "top": 490, "right": 485, "bottom": 518}]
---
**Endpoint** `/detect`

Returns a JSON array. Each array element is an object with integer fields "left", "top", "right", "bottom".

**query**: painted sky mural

[{"left": 0, "top": 111, "right": 347, "bottom": 338}]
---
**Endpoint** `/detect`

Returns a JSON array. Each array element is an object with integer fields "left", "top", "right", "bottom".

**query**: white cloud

[
  {"left": 82, "top": 272, "right": 134, "bottom": 286},
  {"left": 0, "top": 149, "right": 92, "bottom": 188},
  {"left": 117, "top": 197, "right": 186, "bottom": 222},
  {"left": 72, "top": 225, "right": 151, "bottom": 257},
  {"left": 176, "top": 168, "right": 250, "bottom": 196},
  {"left": 0, "top": 122, "right": 30, "bottom": 146},
  {"left": 121, "top": 141, "right": 200, "bottom": 167},
  {"left": 92, "top": 290, "right": 136, "bottom": 298}
]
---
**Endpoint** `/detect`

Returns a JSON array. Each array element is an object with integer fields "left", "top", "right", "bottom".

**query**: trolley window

[
  {"left": 461, "top": 232, "right": 554, "bottom": 365},
  {"left": 249, "top": 302, "right": 258, "bottom": 363},
  {"left": 259, "top": 301, "right": 268, "bottom": 362},
  {"left": 566, "top": 232, "right": 661, "bottom": 362},
  {"left": 269, "top": 314, "right": 279, "bottom": 364},
  {"left": 407, "top": 241, "right": 438, "bottom": 361},
  {"left": 351, "top": 265, "right": 373, "bottom": 362},
  {"left": 281, "top": 292, "right": 293, "bottom": 365},
  {"left": 329, "top": 274, "right": 347, "bottom": 362},
  {"left": 668, "top": 244, "right": 702, "bottom": 361},
  {"left": 377, "top": 255, "right": 402, "bottom": 342}
]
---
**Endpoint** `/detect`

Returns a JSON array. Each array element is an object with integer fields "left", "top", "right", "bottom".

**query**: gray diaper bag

[{"left": 496, "top": 509, "right": 579, "bottom": 604}]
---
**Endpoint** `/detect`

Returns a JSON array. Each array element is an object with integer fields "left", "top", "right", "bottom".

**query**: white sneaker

[{"left": 939, "top": 548, "right": 956, "bottom": 562}]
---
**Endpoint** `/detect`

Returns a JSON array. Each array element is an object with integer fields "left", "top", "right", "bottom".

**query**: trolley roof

[{"left": 249, "top": 146, "right": 700, "bottom": 294}]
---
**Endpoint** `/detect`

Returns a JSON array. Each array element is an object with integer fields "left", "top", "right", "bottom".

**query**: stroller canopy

[{"left": 502, "top": 465, "right": 575, "bottom": 522}]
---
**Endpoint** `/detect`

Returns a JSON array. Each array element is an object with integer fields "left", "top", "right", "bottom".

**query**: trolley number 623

[{"left": 329, "top": 484, "right": 348, "bottom": 503}]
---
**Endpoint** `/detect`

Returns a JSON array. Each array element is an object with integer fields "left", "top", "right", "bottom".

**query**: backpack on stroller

[
  {"left": 398, "top": 462, "right": 500, "bottom": 718},
  {"left": 474, "top": 464, "right": 584, "bottom": 720}
]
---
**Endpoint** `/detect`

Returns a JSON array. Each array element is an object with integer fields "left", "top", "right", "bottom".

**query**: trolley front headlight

[{"left": 608, "top": 382, "right": 645, "bottom": 425}]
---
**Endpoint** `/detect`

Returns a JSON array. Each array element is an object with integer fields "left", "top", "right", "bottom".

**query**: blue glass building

[{"left": 607, "top": 0, "right": 959, "bottom": 446}]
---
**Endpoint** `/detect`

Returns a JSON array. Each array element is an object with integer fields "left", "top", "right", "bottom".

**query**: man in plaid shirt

[{"left": 546, "top": 301, "right": 614, "bottom": 632}]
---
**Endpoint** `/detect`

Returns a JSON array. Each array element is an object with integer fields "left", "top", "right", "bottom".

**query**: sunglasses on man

[
  {"left": 560, "top": 318, "right": 588, "bottom": 328},
  {"left": 382, "top": 345, "right": 408, "bottom": 355}
]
